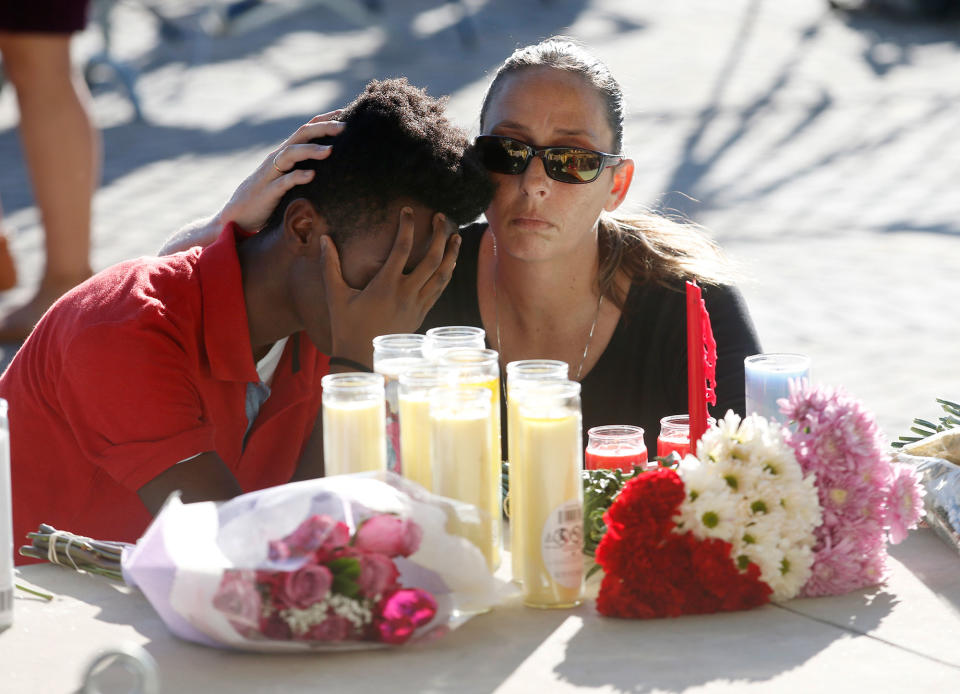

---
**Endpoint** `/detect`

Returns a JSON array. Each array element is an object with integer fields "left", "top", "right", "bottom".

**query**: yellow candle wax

[
  {"left": 504, "top": 360, "right": 570, "bottom": 587},
  {"left": 322, "top": 399, "right": 387, "bottom": 476},
  {"left": 398, "top": 393, "right": 432, "bottom": 491},
  {"left": 516, "top": 412, "right": 584, "bottom": 608},
  {"left": 462, "top": 375, "right": 502, "bottom": 569},
  {"left": 506, "top": 393, "right": 524, "bottom": 584},
  {"left": 431, "top": 411, "right": 499, "bottom": 571}
]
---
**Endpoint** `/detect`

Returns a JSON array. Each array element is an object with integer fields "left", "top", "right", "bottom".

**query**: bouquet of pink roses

[
  {"left": 212, "top": 512, "right": 437, "bottom": 645},
  {"left": 102, "top": 473, "right": 502, "bottom": 651}
]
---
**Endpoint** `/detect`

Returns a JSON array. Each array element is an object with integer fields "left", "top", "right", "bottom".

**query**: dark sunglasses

[{"left": 474, "top": 135, "right": 624, "bottom": 184}]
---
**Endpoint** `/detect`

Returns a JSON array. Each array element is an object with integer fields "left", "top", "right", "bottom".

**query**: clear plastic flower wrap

[
  {"left": 119, "top": 472, "right": 504, "bottom": 651},
  {"left": 896, "top": 451, "right": 960, "bottom": 556}
]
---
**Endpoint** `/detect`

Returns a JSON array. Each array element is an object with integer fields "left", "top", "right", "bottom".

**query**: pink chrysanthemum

[
  {"left": 780, "top": 381, "right": 922, "bottom": 596},
  {"left": 886, "top": 463, "right": 925, "bottom": 545}
]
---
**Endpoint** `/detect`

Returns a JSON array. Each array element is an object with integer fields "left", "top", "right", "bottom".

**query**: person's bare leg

[
  {"left": 0, "top": 32, "right": 98, "bottom": 340},
  {"left": 0, "top": 199, "right": 19, "bottom": 291}
]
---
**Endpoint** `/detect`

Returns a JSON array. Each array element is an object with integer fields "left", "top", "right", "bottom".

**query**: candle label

[{"left": 541, "top": 500, "right": 584, "bottom": 589}]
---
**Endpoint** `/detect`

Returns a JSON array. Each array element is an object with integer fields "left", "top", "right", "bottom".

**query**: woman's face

[{"left": 481, "top": 66, "right": 631, "bottom": 263}]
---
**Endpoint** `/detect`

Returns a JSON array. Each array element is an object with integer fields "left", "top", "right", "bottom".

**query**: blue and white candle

[{"left": 744, "top": 354, "right": 811, "bottom": 422}]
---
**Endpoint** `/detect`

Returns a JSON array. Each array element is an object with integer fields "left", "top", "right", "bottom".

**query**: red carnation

[{"left": 595, "top": 468, "right": 772, "bottom": 619}]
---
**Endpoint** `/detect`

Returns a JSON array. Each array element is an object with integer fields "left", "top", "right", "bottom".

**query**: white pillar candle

[
  {"left": 438, "top": 348, "right": 502, "bottom": 570},
  {"left": 430, "top": 386, "right": 498, "bottom": 571},
  {"left": 398, "top": 365, "right": 445, "bottom": 492},
  {"left": 373, "top": 333, "right": 426, "bottom": 475},
  {"left": 0, "top": 399, "right": 12, "bottom": 628},
  {"left": 505, "top": 360, "right": 569, "bottom": 585},
  {"left": 321, "top": 373, "right": 386, "bottom": 476},
  {"left": 514, "top": 381, "right": 584, "bottom": 609}
]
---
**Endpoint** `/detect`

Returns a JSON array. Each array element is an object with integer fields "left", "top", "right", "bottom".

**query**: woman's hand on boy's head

[
  {"left": 158, "top": 112, "right": 346, "bottom": 255},
  {"left": 219, "top": 110, "right": 345, "bottom": 233},
  {"left": 317, "top": 209, "right": 460, "bottom": 367}
]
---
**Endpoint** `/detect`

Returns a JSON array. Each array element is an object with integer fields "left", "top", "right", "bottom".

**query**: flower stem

[{"left": 15, "top": 583, "right": 54, "bottom": 601}]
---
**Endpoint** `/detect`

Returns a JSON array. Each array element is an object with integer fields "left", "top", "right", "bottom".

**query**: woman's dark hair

[
  {"left": 481, "top": 38, "right": 735, "bottom": 308},
  {"left": 266, "top": 78, "right": 494, "bottom": 240}
]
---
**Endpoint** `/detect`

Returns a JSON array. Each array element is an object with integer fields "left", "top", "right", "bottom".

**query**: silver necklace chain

[{"left": 491, "top": 238, "right": 604, "bottom": 382}]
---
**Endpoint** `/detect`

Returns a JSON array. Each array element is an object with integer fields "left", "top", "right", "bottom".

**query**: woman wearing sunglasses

[
  {"left": 420, "top": 37, "right": 761, "bottom": 455},
  {"left": 162, "top": 38, "right": 761, "bottom": 455}
]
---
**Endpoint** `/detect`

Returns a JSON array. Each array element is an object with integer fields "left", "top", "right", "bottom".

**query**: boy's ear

[{"left": 281, "top": 198, "right": 328, "bottom": 256}]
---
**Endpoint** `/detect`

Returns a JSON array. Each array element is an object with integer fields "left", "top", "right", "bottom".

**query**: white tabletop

[{"left": 3, "top": 529, "right": 960, "bottom": 694}]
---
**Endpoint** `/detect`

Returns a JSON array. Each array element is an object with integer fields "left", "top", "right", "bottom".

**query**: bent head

[
  {"left": 265, "top": 78, "right": 494, "bottom": 287},
  {"left": 477, "top": 38, "right": 634, "bottom": 261}
]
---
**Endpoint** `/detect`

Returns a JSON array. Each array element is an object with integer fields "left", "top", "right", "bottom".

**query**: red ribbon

[{"left": 686, "top": 281, "right": 717, "bottom": 449}]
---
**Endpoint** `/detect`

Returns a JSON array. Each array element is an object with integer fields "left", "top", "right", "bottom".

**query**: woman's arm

[{"left": 159, "top": 111, "right": 344, "bottom": 254}]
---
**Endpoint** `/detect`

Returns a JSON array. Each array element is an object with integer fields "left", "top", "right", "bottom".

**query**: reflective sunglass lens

[
  {"left": 545, "top": 149, "right": 602, "bottom": 183},
  {"left": 478, "top": 137, "right": 528, "bottom": 174}
]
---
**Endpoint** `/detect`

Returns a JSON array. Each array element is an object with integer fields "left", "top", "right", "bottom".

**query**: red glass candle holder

[{"left": 585, "top": 425, "right": 648, "bottom": 472}]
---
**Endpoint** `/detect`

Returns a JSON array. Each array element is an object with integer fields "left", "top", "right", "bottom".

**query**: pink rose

[
  {"left": 269, "top": 515, "right": 350, "bottom": 561},
  {"left": 376, "top": 588, "right": 437, "bottom": 645},
  {"left": 354, "top": 515, "right": 422, "bottom": 558},
  {"left": 357, "top": 553, "right": 400, "bottom": 599},
  {"left": 280, "top": 564, "right": 333, "bottom": 609},
  {"left": 304, "top": 614, "right": 354, "bottom": 642},
  {"left": 212, "top": 570, "right": 261, "bottom": 634}
]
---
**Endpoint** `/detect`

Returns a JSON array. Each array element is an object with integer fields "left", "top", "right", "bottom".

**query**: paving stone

[{"left": 0, "top": 0, "right": 956, "bottom": 439}]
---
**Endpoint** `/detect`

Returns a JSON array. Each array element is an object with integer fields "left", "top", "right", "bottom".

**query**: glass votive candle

[
  {"left": 429, "top": 385, "right": 498, "bottom": 571},
  {"left": 657, "top": 415, "right": 716, "bottom": 461},
  {"left": 373, "top": 334, "right": 426, "bottom": 474},
  {"left": 321, "top": 373, "right": 386, "bottom": 476},
  {"left": 505, "top": 359, "right": 570, "bottom": 585},
  {"left": 398, "top": 364, "right": 445, "bottom": 493},
  {"left": 438, "top": 348, "right": 502, "bottom": 569},
  {"left": 585, "top": 425, "right": 649, "bottom": 472},
  {"left": 657, "top": 414, "right": 691, "bottom": 460},
  {"left": 744, "top": 353, "right": 811, "bottom": 422},
  {"left": 423, "top": 326, "right": 486, "bottom": 362},
  {"left": 513, "top": 380, "right": 584, "bottom": 609}
]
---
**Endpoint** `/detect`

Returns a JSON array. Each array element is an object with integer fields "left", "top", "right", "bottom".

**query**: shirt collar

[{"left": 197, "top": 222, "right": 259, "bottom": 383}]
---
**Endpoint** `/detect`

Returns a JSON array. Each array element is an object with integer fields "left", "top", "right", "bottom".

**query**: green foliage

[{"left": 892, "top": 398, "right": 960, "bottom": 448}]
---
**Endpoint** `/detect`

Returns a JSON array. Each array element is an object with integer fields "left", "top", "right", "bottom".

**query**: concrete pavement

[{"left": 0, "top": 0, "right": 957, "bottom": 439}]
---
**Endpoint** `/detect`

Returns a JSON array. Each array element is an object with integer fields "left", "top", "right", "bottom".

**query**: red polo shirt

[{"left": 1, "top": 224, "right": 329, "bottom": 562}]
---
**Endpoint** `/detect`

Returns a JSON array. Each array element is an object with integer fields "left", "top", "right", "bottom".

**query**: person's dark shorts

[{"left": 0, "top": 1, "right": 91, "bottom": 34}]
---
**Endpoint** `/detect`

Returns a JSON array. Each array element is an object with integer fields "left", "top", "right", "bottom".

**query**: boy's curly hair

[{"left": 265, "top": 78, "right": 493, "bottom": 238}]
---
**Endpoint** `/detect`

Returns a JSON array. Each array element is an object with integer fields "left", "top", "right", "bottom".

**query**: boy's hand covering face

[{"left": 320, "top": 208, "right": 460, "bottom": 366}]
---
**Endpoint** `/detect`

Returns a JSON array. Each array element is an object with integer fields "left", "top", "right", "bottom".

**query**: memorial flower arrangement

[
  {"left": 595, "top": 383, "right": 925, "bottom": 619},
  {"left": 780, "top": 382, "right": 925, "bottom": 596},
  {"left": 21, "top": 473, "right": 503, "bottom": 652},
  {"left": 212, "top": 513, "right": 437, "bottom": 645},
  {"left": 595, "top": 412, "right": 820, "bottom": 618}
]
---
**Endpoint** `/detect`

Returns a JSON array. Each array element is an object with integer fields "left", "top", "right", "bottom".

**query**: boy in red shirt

[{"left": 1, "top": 80, "right": 493, "bottom": 558}]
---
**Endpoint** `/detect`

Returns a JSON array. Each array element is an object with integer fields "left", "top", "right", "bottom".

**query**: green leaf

[
  {"left": 327, "top": 557, "right": 361, "bottom": 579},
  {"left": 332, "top": 574, "right": 360, "bottom": 598},
  {"left": 580, "top": 467, "right": 644, "bottom": 558},
  {"left": 935, "top": 398, "right": 960, "bottom": 415},
  {"left": 910, "top": 425, "right": 938, "bottom": 437}
]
